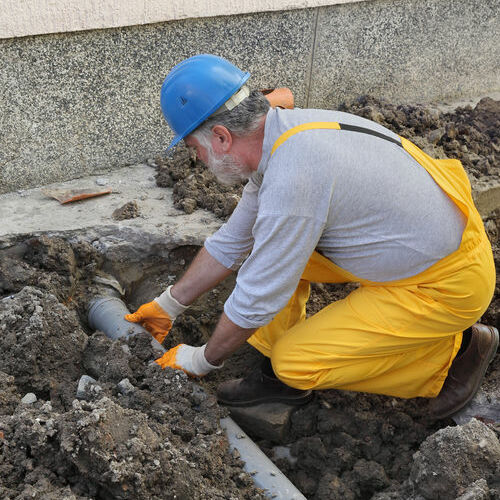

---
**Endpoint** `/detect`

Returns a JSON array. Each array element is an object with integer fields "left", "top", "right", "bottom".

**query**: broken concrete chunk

[
  {"left": 76, "top": 375, "right": 100, "bottom": 400},
  {"left": 455, "top": 479, "right": 490, "bottom": 500},
  {"left": 21, "top": 393, "right": 37, "bottom": 404},
  {"left": 409, "top": 418, "right": 500, "bottom": 500},
  {"left": 227, "top": 402, "right": 297, "bottom": 443},
  {"left": 117, "top": 378, "right": 135, "bottom": 395}
]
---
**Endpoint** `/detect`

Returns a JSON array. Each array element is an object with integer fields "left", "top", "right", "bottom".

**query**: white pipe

[
  {"left": 88, "top": 294, "right": 305, "bottom": 499},
  {"left": 220, "top": 417, "right": 306, "bottom": 499}
]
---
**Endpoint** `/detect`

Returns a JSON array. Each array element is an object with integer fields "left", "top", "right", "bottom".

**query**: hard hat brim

[{"left": 166, "top": 134, "right": 183, "bottom": 152}]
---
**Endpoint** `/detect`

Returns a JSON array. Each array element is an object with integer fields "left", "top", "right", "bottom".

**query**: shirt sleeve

[
  {"left": 224, "top": 213, "right": 325, "bottom": 328},
  {"left": 204, "top": 178, "right": 259, "bottom": 270}
]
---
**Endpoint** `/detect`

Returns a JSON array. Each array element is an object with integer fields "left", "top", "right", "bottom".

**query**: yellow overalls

[{"left": 247, "top": 125, "right": 495, "bottom": 399}]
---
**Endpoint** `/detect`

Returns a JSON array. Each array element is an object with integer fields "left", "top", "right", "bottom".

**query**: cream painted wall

[{"left": 0, "top": 0, "right": 366, "bottom": 39}]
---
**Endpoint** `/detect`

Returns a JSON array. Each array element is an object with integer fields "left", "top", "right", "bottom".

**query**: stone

[
  {"left": 409, "top": 418, "right": 500, "bottom": 500},
  {"left": 117, "top": 378, "right": 135, "bottom": 395},
  {"left": 472, "top": 179, "right": 500, "bottom": 217},
  {"left": 76, "top": 375, "right": 99, "bottom": 400},
  {"left": 21, "top": 393, "right": 37, "bottom": 404},
  {"left": 227, "top": 402, "right": 297, "bottom": 443},
  {"left": 455, "top": 479, "right": 490, "bottom": 500}
]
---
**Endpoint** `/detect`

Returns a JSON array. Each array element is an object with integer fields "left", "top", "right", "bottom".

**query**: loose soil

[{"left": 0, "top": 97, "right": 499, "bottom": 499}]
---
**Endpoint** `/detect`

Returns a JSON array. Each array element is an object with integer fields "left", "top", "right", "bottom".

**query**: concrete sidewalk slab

[{"left": 0, "top": 163, "right": 222, "bottom": 251}]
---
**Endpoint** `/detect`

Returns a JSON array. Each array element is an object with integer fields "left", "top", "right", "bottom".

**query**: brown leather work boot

[
  {"left": 428, "top": 323, "right": 499, "bottom": 419},
  {"left": 217, "top": 368, "right": 313, "bottom": 407}
]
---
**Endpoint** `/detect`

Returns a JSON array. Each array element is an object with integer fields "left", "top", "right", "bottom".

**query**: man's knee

[{"left": 271, "top": 340, "right": 319, "bottom": 390}]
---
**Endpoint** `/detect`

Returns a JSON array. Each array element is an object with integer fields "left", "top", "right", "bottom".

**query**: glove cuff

[
  {"left": 192, "top": 344, "right": 223, "bottom": 374},
  {"left": 154, "top": 285, "right": 189, "bottom": 320}
]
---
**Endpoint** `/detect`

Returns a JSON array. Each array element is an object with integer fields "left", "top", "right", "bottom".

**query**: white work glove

[
  {"left": 154, "top": 285, "right": 189, "bottom": 319},
  {"left": 155, "top": 343, "right": 223, "bottom": 377},
  {"left": 125, "top": 285, "right": 189, "bottom": 343}
]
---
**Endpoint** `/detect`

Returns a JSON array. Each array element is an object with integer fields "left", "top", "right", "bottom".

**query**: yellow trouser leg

[
  {"left": 247, "top": 279, "right": 310, "bottom": 358},
  {"left": 248, "top": 235, "right": 493, "bottom": 399},
  {"left": 250, "top": 282, "right": 462, "bottom": 398}
]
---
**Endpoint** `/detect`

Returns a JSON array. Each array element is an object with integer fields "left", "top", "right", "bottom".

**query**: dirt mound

[
  {"left": 0, "top": 286, "right": 265, "bottom": 499},
  {"left": 155, "top": 146, "right": 243, "bottom": 219},
  {"left": 0, "top": 287, "right": 87, "bottom": 407},
  {"left": 339, "top": 96, "right": 500, "bottom": 181},
  {"left": 408, "top": 418, "right": 500, "bottom": 499}
]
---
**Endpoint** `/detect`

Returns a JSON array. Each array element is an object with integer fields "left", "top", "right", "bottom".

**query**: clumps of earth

[
  {"left": 156, "top": 96, "right": 499, "bottom": 217},
  {"left": 155, "top": 146, "right": 243, "bottom": 219},
  {"left": 0, "top": 238, "right": 265, "bottom": 499},
  {"left": 112, "top": 201, "right": 140, "bottom": 221},
  {"left": 1, "top": 97, "right": 499, "bottom": 499}
]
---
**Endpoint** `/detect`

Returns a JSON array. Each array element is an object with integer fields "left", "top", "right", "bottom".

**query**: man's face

[{"left": 184, "top": 134, "right": 253, "bottom": 186}]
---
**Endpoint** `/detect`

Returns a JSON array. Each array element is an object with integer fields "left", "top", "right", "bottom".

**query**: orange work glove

[
  {"left": 125, "top": 301, "right": 173, "bottom": 343},
  {"left": 155, "top": 344, "right": 222, "bottom": 377},
  {"left": 125, "top": 285, "right": 188, "bottom": 343}
]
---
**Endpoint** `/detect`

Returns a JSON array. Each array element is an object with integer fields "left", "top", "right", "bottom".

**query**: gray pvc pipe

[
  {"left": 221, "top": 417, "right": 306, "bottom": 499},
  {"left": 87, "top": 296, "right": 164, "bottom": 351},
  {"left": 87, "top": 294, "right": 305, "bottom": 499}
]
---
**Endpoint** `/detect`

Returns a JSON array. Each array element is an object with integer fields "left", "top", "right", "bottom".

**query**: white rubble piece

[{"left": 21, "top": 393, "right": 37, "bottom": 404}]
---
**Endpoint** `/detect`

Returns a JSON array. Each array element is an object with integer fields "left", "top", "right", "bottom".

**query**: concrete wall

[{"left": 1, "top": 0, "right": 499, "bottom": 193}]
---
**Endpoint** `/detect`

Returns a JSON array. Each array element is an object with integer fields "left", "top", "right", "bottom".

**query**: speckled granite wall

[
  {"left": 0, "top": 0, "right": 498, "bottom": 193},
  {"left": 308, "top": 0, "right": 500, "bottom": 108}
]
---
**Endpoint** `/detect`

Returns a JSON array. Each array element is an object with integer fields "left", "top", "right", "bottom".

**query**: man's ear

[{"left": 211, "top": 125, "right": 232, "bottom": 154}]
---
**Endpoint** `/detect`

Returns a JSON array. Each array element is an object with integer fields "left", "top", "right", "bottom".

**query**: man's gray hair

[{"left": 192, "top": 90, "right": 270, "bottom": 144}]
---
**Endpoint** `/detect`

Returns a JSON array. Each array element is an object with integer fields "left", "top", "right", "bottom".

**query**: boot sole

[
  {"left": 217, "top": 390, "right": 314, "bottom": 408},
  {"left": 433, "top": 326, "right": 499, "bottom": 420}
]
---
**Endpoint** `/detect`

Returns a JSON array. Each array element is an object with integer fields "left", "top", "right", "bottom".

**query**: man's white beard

[{"left": 205, "top": 148, "right": 253, "bottom": 186}]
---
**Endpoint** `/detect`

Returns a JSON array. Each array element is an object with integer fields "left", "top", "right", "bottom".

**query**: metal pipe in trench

[{"left": 87, "top": 295, "right": 306, "bottom": 500}]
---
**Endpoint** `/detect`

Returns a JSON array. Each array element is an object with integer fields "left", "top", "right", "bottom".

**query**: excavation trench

[{"left": 87, "top": 291, "right": 306, "bottom": 500}]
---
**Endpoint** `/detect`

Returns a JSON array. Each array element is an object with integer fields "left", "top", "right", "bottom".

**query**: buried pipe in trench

[{"left": 87, "top": 294, "right": 306, "bottom": 500}]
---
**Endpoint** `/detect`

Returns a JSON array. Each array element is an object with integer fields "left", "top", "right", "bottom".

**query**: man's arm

[
  {"left": 170, "top": 246, "right": 233, "bottom": 306},
  {"left": 155, "top": 311, "right": 256, "bottom": 376},
  {"left": 204, "top": 312, "right": 256, "bottom": 365}
]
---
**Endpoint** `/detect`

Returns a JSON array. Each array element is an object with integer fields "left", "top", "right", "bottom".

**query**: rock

[
  {"left": 227, "top": 402, "right": 297, "bottom": 443},
  {"left": 315, "top": 473, "right": 355, "bottom": 500},
  {"left": 472, "top": 179, "right": 500, "bottom": 217},
  {"left": 76, "top": 375, "right": 99, "bottom": 400},
  {"left": 117, "top": 378, "right": 135, "bottom": 395},
  {"left": 21, "top": 393, "right": 37, "bottom": 404},
  {"left": 95, "top": 178, "right": 109, "bottom": 186},
  {"left": 271, "top": 445, "right": 297, "bottom": 465},
  {"left": 427, "top": 128, "right": 445, "bottom": 144},
  {"left": 455, "top": 479, "right": 490, "bottom": 500},
  {"left": 409, "top": 418, "right": 500, "bottom": 499}
]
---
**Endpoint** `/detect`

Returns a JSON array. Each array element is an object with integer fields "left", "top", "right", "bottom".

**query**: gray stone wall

[{"left": 1, "top": 0, "right": 499, "bottom": 193}]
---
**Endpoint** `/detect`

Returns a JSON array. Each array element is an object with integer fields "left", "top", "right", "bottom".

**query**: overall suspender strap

[{"left": 270, "top": 121, "right": 403, "bottom": 156}]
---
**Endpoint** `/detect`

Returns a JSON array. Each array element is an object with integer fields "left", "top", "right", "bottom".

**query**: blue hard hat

[{"left": 161, "top": 54, "right": 250, "bottom": 150}]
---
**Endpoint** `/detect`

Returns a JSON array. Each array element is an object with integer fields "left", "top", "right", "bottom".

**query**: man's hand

[
  {"left": 155, "top": 344, "right": 222, "bottom": 377},
  {"left": 125, "top": 285, "right": 188, "bottom": 343}
]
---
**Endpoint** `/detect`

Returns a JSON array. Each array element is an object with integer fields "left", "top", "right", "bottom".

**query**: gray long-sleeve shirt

[{"left": 205, "top": 108, "right": 466, "bottom": 329}]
